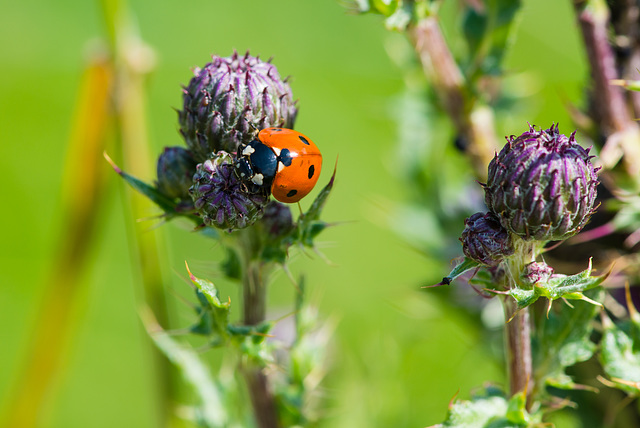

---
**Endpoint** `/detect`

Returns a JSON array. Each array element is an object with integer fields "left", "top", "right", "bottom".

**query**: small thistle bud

[
  {"left": 460, "top": 212, "right": 515, "bottom": 267},
  {"left": 259, "top": 201, "right": 294, "bottom": 238},
  {"left": 156, "top": 146, "right": 198, "bottom": 201},
  {"left": 189, "top": 152, "right": 269, "bottom": 231},
  {"left": 520, "top": 262, "right": 554, "bottom": 286},
  {"left": 179, "top": 51, "right": 298, "bottom": 161},
  {"left": 484, "top": 124, "right": 599, "bottom": 241}
]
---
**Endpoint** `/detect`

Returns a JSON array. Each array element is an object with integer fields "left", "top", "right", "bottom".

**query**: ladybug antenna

[{"left": 247, "top": 121, "right": 261, "bottom": 137}]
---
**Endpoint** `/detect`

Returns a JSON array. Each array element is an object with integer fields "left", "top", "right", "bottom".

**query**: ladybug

[{"left": 236, "top": 128, "right": 323, "bottom": 203}]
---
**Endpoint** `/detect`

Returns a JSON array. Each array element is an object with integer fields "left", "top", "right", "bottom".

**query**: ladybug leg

[{"left": 296, "top": 201, "right": 304, "bottom": 217}]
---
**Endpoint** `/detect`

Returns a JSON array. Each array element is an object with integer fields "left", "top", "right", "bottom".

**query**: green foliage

[
  {"left": 145, "top": 314, "right": 230, "bottom": 428},
  {"left": 437, "top": 257, "right": 482, "bottom": 286},
  {"left": 599, "top": 288, "right": 640, "bottom": 396},
  {"left": 439, "top": 387, "right": 539, "bottom": 428},
  {"left": 352, "top": 0, "right": 434, "bottom": 30},
  {"left": 261, "top": 162, "right": 337, "bottom": 265},
  {"left": 105, "top": 152, "right": 210, "bottom": 230},
  {"left": 505, "top": 259, "right": 607, "bottom": 311},
  {"left": 533, "top": 289, "right": 603, "bottom": 393},
  {"left": 462, "top": 0, "right": 523, "bottom": 79}
]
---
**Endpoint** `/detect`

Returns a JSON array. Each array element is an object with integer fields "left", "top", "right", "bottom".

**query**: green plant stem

[
  {"left": 503, "top": 300, "right": 533, "bottom": 405},
  {"left": 238, "top": 230, "right": 280, "bottom": 428},
  {"left": 502, "top": 237, "right": 538, "bottom": 408}
]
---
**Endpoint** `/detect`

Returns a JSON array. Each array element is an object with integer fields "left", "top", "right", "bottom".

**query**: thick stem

[
  {"left": 239, "top": 234, "right": 279, "bottom": 428},
  {"left": 574, "top": 0, "right": 640, "bottom": 179},
  {"left": 503, "top": 299, "right": 533, "bottom": 406}
]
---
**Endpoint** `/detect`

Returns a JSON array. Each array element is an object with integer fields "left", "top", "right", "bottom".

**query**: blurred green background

[{"left": 0, "top": 0, "right": 587, "bottom": 427}]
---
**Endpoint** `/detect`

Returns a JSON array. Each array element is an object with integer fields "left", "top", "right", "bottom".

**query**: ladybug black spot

[
  {"left": 308, "top": 164, "right": 315, "bottom": 179},
  {"left": 299, "top": 136, "right": 310, "bottom": 145},
  {"left": 287, "top": 189, "right": 298, "bottom": 198},
  {"left": 279, "top": 148, "right": 293, "bottom": 166},
  {"left": 271, "top": 128, "right": 283, "bottom": 132}
]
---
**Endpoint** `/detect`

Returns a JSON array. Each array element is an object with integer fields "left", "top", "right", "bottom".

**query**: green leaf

[
  {"left": 599, "top": 293, "right": 640, "bottom": 396},
  {"left": 440, "top": 387, "right": 536, "bottom": 427},
  {"left": 506, "top": 259, "right": 607, "bottom": 310},
  {"left": 533, "top": 289, "right": 602, "bottom": 393},
  {"left": 185, "top": 262, "right": 231, "bottom": 342},
  {"left": 142, "top": 309, "right": 229, "bottom": 428},
  {"left": 462, "top": 0, "right": 523, "bottom": 79},
  {"left": 105, "top": 152, "right": 210, "bottom": 232},
  {"left": 432, "top": 257, "right": 481, "bottom": 287}
]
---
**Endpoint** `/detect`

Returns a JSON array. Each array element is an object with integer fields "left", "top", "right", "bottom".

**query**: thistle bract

[
  {"left": 460, "top": 212, "right": 514, "bottom": 267},
  {"left": 179, "top": 51, "right": 298, "bottom": 161},
  {"left": 189, "top": 152, "right": 269, "bottom": 231},
  {"left": 156, "top": 146, "right": 198, "bottom": 201},
  {"left": 484, "top": 124, "right": 598, "bottom": 241}
]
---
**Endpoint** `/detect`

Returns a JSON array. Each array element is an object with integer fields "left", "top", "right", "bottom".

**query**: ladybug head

[{"left": 235, "top": 141, "right": 278, "bottom": 187}]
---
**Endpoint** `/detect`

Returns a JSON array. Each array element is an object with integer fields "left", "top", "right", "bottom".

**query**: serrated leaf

[
  {"left": 533, "top": 289, "right": 602, "bottom": 393},
  {"left": 441, "top": 387, "right": 534, "bottom": 428},
  {"left": 185, "top": 262, "right": 231, "bottom": 341},
  {"left": 507, "top": 259, "right": 607, "bottom": 310}
]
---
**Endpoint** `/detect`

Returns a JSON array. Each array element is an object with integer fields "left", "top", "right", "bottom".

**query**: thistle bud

[
  {"left": 178, "top": 51, "right": 298, "bottom": 161},
  {"left": 484, "top": 124, "right": 599, "bottom": 241},
  {"left": 189, "top": 152, "right": 269, "bottom": 231},
  {"left": 259, "top": 201, "right": 294, "bottom": 238},
  {"left": 156, "top": 146, "right": 198, "bottom": 201},
  {"left": 520, "top": 262, "right": 554, "bottom": 286},
  {"left": 460, "top": 212, "right": 514, "bottom": 267}
]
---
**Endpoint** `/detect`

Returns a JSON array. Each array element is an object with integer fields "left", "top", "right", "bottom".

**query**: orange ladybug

[{"left": 236, "top": 128, "right": 323, "bottom": 203}]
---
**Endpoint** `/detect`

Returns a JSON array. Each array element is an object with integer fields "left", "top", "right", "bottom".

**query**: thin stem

[
  {"left": 409, "top": 16, "right": 497, "bottom": 182},
  {"left": 238, "top": 230, "right": 280, "bottom": 428}
]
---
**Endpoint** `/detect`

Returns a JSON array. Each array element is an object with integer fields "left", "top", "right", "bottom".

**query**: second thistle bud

[
  {"left": 156, "top": 146, "right": 198, "bottom": 201},
  {"left": 484, "top": 124, "right": 599, "bottom": 242},
  {"left": 460, "top": 212, "right": 514, "bottom": 267}
]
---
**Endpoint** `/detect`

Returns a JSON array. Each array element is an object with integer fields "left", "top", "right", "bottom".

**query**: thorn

[{"left": 103, "top": 151, "right": 123, "bottom": 175}]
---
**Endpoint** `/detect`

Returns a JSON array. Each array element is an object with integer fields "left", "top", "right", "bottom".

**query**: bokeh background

[{"left": 0, "top": 0, "right": 587, "bottom": 427}]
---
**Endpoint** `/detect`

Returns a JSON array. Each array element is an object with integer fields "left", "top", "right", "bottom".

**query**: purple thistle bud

[
  {"left": 460, "top": 212, "right": 515, "bottom": 267},
  {"left": 484, "top": 124, "right": 599, "bottom": 241},
  {"left": 520, "top": 262, "right": 554, "bottom": 286},
  {"left": 156, "top": 146, "right": 198, "bottom": 201},
  {"left": 189, "top": 152, "right": 269, "bottom": 231},
  {"left": 178, "top": 51, "right": 298, "bottom": 161}
]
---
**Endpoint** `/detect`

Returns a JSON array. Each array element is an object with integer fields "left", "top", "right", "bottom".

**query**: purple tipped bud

[
  {"left": 521, "top": 262, "right": 554, "bottom": 286},
  {"left": 178, "top": 52, "right": 298, "bottom": 161},
  {"left": 460, "top": 212, "right": 515, "bottom": 267},
  {"left": 189, "top": 152, "right": 269, "bottom": 231},
  {"left": 484, "top": 124, "right": 599, "bottom": 241},
  {"left": 156, "top": 146, "right": 198, "bottom": 201}
]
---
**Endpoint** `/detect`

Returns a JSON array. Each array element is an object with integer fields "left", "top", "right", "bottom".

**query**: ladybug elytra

[{"left": 236, "top": 128, "right": 323, "bottom": 204}]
